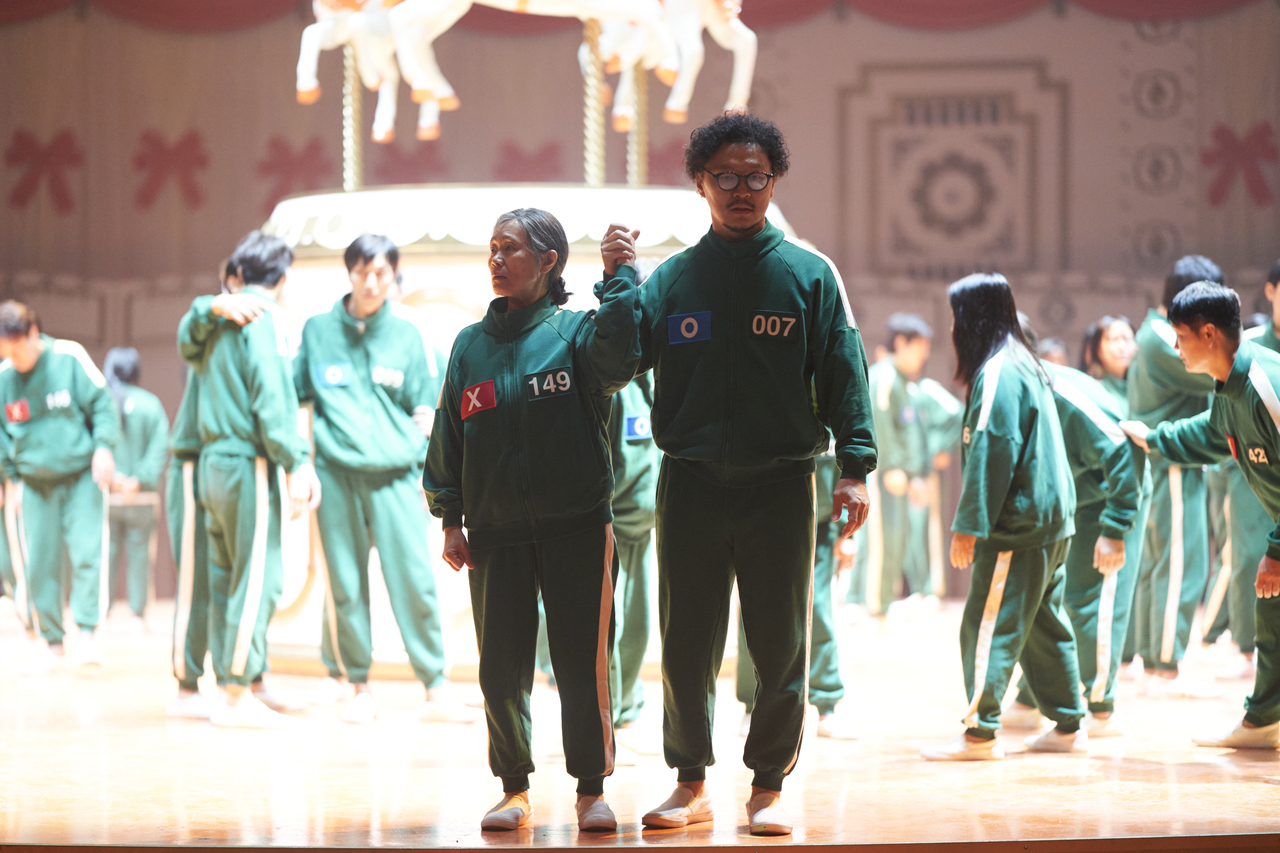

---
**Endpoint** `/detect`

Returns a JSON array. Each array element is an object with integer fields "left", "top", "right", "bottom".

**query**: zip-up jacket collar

[
  {"left": 701, "top": 219, "right": 786, "bottom": 261},
  {"left": 483, "top": 293, "right": 559, "bottom": 342},
  {"left": 1217, "top": 341, "right": 1256, "bottom": 400},
  {"left": 336, "top": 295, "right": 390, "bottom": 336}
]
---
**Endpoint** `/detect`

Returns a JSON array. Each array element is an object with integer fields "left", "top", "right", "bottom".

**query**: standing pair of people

[{"left": 423, "top": 114, "right": 877, "bottom": 835}]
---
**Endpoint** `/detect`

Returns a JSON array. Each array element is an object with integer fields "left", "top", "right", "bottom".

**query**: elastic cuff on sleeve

[
  {"left": 1099, "top": 523, "right": 1129, "bottom": 542},
  {"left": 838, "top": 457, "right": 871, "bottom": 482},
  {"left": 1267, "top": 540, "right": 1280, "bottom": 563},
  {"left": 442, "top": 512, "right": 463, "bottom": 531}
]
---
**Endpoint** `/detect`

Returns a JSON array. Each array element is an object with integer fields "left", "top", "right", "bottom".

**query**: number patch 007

[
  {"left": 750, "top": 311, "right": 799, "bottom": 341},
  {"left": 526, "top": 367, "right": 572, "bottom": 400}
]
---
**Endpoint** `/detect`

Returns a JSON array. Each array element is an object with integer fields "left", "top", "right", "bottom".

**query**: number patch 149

[
  {"left": 750, "top": 311, "right": 798, "bottom": 341},
  {"left": 526, "top": 367, "right": 572, "bottom": 400}
]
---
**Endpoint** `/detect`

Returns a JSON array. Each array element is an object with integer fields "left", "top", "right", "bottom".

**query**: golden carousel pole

[
  {"left": 627, "top": 62, "right": 648, "bottom": 187},
  {"left": 582, "top": 19, "right": 606, "bottom": 187},
  {"left": 342, "top": 43, "right": 363, "bottom": 191}
]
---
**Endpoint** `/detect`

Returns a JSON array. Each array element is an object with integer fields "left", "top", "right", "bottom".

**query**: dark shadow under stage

[{"left": 1, "top": 602, "right": 1277, "bottom": 852}]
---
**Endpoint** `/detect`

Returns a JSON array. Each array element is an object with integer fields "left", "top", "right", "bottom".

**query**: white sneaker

[
  {"left": 576, "top": 796, "right": 617, "bottom": 832},
  {"left": 1001, "top": 702, "right": 1047, "bottom": 730},
  {"left": 1025, "top": 728, "right": 1088, "bottom": 753},
  {"left": 17, "top": 640, "right": 60, "bottom": 676},
  {"left": 1193, "top": 721, "right": 1280, "bottom": 749},
  {"left": 1216, "top": 655, "right": 1256, "bottom": 682},
  {"left": 116, "top": 614, "right": 147, "bottom": 636},
  {"left": 1145, "top": 674, "right": 1223, "bottom": 699},
  {"left": 1083, "top": 712, "right": 1124, "bottom": 738},
  {"left": 72, "top": 631, "right": 102, "bottom": 667},
  {"left": 421, "top": 698, "right": 484, "bottom": 723},
  {"left": 738, "top": 712, "right": 752, "bottom": 737},
  {"left": 920, "top": 734, "right": 1004, "bottom": 761},
  {"left": 341, "top": 692, "right": 377, "bottom": 725},
  {"left": 309, "top": 676, "right": 346, "bottom": 705},
  {"left": 480, "top": 794, "right": 532, "bottom": 831},
  {"left": 253, "top": 684, "right": 307, "bottom": 713},
  {"left": 167, "top": 690, "right": 215, "bottom": 719},
  {"left": 816, "top": 712, "right": 858, "bottom": 740},
  {"left": 641, "top": 786, "right": 714, "bottom": 828},
  {"left": 211, "top": 692, "right": 293, "bottom": 729},
  {"left": 1119, "top": 658, "right": 1143, "bottom": 683},
  {"left": 746, "top": 791, "right": 792, "bottom": 836}
]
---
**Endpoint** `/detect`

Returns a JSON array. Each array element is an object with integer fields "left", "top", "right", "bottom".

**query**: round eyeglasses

[{"left": 704, "top": 169, "right": 774, "bottom": 192}]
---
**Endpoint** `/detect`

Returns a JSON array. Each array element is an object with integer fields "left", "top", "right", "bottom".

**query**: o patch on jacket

[
  {"left": 462, "top": 380, "right": 496, "bottom": 420},
  {"left": 668, "top": 311, "right": 711, "bottom": 344},
  {"left": 4, "top": 399, "right": 30, "bottom": 424},
  {"left": 625, "top": 415, "right": 652, "bottom": 441},
  {"left": 315, "top": 362, "right": 353, "bottom": 388}
]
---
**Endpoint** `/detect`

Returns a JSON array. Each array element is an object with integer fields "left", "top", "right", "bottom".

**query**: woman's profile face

[
  {"left": 1098, "top": 319, "right": 1136, "bottom": 379},
  {"left": 489, "top": 221, "right": 553, "bottom": 310}
]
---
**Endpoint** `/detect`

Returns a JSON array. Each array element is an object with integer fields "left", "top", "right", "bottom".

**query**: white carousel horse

[
  {"left": 589, "top": 0, "right": 756, "bottom": 130},
  {"left": 296, "top": 0, "right": 444, "bottom": 143},
  {"left": 387, "top": 0, "right": 681, "bottom": 114}
]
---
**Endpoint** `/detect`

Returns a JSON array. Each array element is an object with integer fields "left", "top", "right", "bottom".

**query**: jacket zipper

[
  {"left": 507, "top": 339, "right": 538, "bottom": 527},
  {"left": 721, "top": 257, "right": 736, "bottom": 470}
]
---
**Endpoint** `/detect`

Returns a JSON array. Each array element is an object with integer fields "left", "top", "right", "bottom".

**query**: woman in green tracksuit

[
  {"left": 423, "top": 209, "right": 640, "bottom": 833},
  {"left": 103, "top": 347, "right": 170, "bottom": 620},
  {"left": 1081, "top": 315, "right": 1136, "bottom": 416},
  {"left": 1008, "top": 360, "right": 1150, "bottom": 735},
  {"left": 921, "top": 273, "right": 1084, "bottom": 761}
]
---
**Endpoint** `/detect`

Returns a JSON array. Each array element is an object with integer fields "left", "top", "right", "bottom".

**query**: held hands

[
  {"left": 443, "top": 526, "right": 473, "bottom": 571},
  {"left": 286, "top": 462, "right": 322, "bottom": 520},
  {"left": 950, "top": 532, "right": 976, "bottom": 570},
  {"left": 211, "top": 293, "right": 265, "bottom": 327},
  {"left": 91, "top": 447, "right": 116, "bottom": 487},
  {"left": 601, "top": 223, "right": 640, "bottom": 277},
  {"left": 1257, "top": 555, "right": 1280, "bottom": 598},
  {"left": 1093, "top": 536, "right": 1125, "bottom": 575},
  {"left": 832, "top": 477, "right": 869, "bottom": 538},
  {"left": 1119, "top": 420, "right": 1151, "bottom": 452}
]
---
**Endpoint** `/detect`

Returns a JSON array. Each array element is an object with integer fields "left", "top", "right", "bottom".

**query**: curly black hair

[{"left": 683, "top": 114, "right": 790, "bottom": 184}]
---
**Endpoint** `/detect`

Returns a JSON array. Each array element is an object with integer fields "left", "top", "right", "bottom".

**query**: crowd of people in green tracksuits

[{"left": 3, "top": 112, "right": 1280, "bottom": 834}]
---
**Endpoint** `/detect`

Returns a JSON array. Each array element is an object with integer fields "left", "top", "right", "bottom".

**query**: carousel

[{"left": 259, "top": 0, "right": 793, "bottom": 677}]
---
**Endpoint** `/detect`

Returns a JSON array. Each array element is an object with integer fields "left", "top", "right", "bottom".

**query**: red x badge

[{"left": 461, "top": 380, "right": 496, "bottom": 420}]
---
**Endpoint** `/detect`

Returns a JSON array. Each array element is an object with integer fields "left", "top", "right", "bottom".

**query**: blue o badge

[
  {"left": 625, "top": 415, "right": 652, "bottom": 441},
  {"left": 900, "top": 405, "right": 918, "bottom": 424},
  {"left": 668, "top": 311, "right": 711, "bottom": 344},
  {"left": 316, "top": 362, "right": 353, "bottom": 388}
]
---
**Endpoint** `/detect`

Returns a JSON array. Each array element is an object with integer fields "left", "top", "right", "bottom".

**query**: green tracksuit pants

[
  {"left": 167, "top": 459, "right": 211, "bottom": 691},
  {"left": 468, "top": 524, "right": 618, "bottom": 796},
  {"left": 1018, "top": 498, "right": 1149, "bottom": 714},
  {"left": 1246, "top": 595, "right": 1280, "bottom": 726},
  {"left": 109, "top": 504, "right": 157, "bottom": 617},
  {"left": 872, "top": 488, "right": 930, "bottom": 608},
  {"left": 657, "top": 459, "right": 813, "bottom": 792},
  {"left": 315, "top": 463, "right": 446, "bottom": 688},
  {"left": 1134, "top": 463, "right": 1209, "bottom": 670},
  {"left": 200, "top": 453, "right": 283, "bottom": 688},
  {"left": 22, "top": 469, "right": 107, "bottom": 645},
  {"left": 1202, "top": 467, "right": 1263, "bottom": 654},
  {"left": 737, "top": 473, "right": 844, "bottom": 716},
  {"left": 961, "top": 538, "right": 1083, "bottom": 737},
  {"left": 611, "top": 527, "right": 652, "bottom": 728},
  {"left": 0, "top": 500, "right": 13, "bottom": 598}
]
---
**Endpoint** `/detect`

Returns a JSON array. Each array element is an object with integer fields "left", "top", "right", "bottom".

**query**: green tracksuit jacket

[
  {"left": 1148, "top": 340, "right": 1280, "bottom": 725},
  {"left": 424, "top": 266, "right": 641, "bottom": 545},
  {"left": 0, "top": 335, "right": 121, "bottom": 643},
  {"left": 634, "top": 220, "right": 876, "bottom": 485},
  {"left": 954, "top": 344, "right": 1082, "bottom": 735},
  {"left": 109, "top": 383, "right": 169, "bottom": 615}
]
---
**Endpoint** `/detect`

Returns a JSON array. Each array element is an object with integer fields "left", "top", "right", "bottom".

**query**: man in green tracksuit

[
  {"left": 103, "top": 347, "right": 169, "bottom": 621},
  {"left": 627, "top": 115, "right": 876, "bottom": 836},
  {"left": 1122, "top": 281, "right": 1280, "bottom": 747},
  {"left": 0, "top": 301, "right": 120, "bottom": 667},
  {"left": 294, "top": 234, "right": 466, "bottom": 725},
  {"left": 179, "top": 232, "right": 320, "bottom": 727},
  {"left": 1009, "top": 360, "right": 1149, "bottom": 734},
  {"left": 608, "top": 374, "right": 659, "bottom": 729},
  {"left": 1128, "top": 255, "right": 1221, "bottom": 695}
]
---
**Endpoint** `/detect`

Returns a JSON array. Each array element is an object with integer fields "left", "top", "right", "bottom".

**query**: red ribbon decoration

[
  {"left": 256, "top": 136, "right": 334, "bottom": 215},
  {"left": 492, "top": 141, "right": 563, "bottom": 182},
  {"left": 133, "top": 129, "right": 209, "bottom": 210},
  {"left": 1201, "top": 122, "right": 1278, "bottom": 208},
  {"left": 4, "top": 129, "right": 83, "bottom": 215}
]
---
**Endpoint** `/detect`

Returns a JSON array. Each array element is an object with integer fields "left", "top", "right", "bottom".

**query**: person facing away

[
  {"left": 102, "top": 346, "right": 169, "bottom": 626},
  {"left": 608, "top": 113, "right": 876, "bottom": 836},
  {"left": 1121, "top": 281, "right": 1280, "bottom": 748},
  {"left": 0, "top": 300, "right": 120, "bottom": 671}
]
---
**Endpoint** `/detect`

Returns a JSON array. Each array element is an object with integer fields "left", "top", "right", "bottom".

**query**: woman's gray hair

[{"left": 495, "top": 208, "right": 571, "bottom": 306}]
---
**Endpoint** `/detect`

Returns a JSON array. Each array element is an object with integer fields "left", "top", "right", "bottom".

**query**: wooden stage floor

[{"left": 1, "top": 600, "right": 1277, "bottom": 851}]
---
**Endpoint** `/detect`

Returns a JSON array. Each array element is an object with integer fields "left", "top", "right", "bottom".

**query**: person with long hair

[
  {"left": 423, "top": 208, "right": 640, "bottom": 833},
  {"left": 1080, "top": 315, "right": 1136, "bottom": 415},
  {"left": 921, "top": 273, "right": 1085, "bottom": 760}
]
